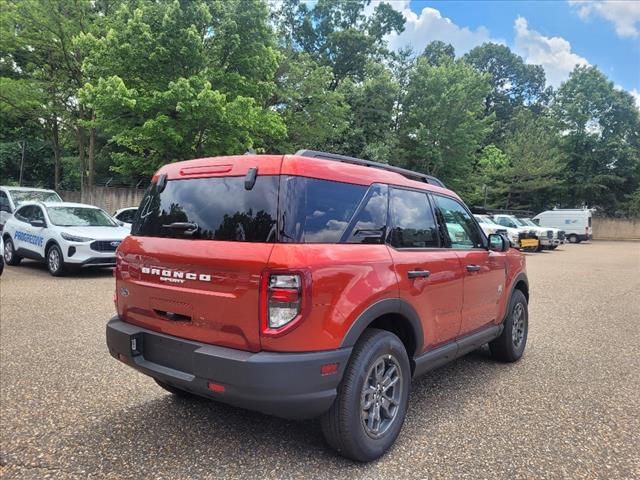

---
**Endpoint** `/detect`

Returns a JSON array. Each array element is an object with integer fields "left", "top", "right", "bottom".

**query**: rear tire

[
  {"left": 154, "top": 379, "right": 194, "bottom": 398},
  {"left": 568, "top": 234, "right": 578, "bottom": 243},
  {"left": 46, "top": 244, "right": 66, "bottom": 276},
  {"left": 321, "top": 329, "right": 410, "bottom": 462},
  {"left": 3, "top": 238, "right": 21, "bottom": 266},
  {"left": 490, "top": 289, "right": 528, "bottom": 362}
]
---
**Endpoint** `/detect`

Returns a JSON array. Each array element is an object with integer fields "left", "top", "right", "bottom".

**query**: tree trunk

[
  {"left": 19, "top": 140, "right": 26, "bottom": 186},
  {"left": 88, "top": 119, "right": 96, "bottom": 189},
  {"left": 77, "top": 127, "right": 86, "bottom": 201},
  {"left": 52, "top": 118, "right": 61, "bottom": 190}
]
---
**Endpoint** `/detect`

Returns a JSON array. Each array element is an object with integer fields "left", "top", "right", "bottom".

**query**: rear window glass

[
  {"left": 279, "top": 177, "right": 368, "bottom": 243},
  {"left": 9, "top": 190, "right": 62, "bottom": 206},
  {"left": 132, "top": 176, "right": 279, "bottom": 242}
]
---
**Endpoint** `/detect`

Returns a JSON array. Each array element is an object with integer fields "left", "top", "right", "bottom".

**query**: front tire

[
  {"left": 321, "top": 329, "right": 410, "bottom": 462},
  {"left": 3, "top": 237, "right": 21, "bottom": 266},
  {"left": 46, "top": 244, "right": 66, "bottom": 276},
  {"left": 490, "top": 289, "right": 528, "bottom": 362}
]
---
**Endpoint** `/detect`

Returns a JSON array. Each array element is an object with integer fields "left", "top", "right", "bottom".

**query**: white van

[{"left": 533, "top": 208, "right": 592, "bottom": 243}]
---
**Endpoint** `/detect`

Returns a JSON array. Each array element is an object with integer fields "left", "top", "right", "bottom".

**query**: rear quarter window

[{"left": 278, "top": 177, "right": 368, "bottom": 243}]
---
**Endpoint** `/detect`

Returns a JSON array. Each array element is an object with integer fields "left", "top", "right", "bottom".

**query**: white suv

[{"left": 2, "top": 201, "right": 129, "bottom": 276}]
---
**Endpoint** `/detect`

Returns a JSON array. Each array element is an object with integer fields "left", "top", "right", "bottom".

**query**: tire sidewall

[
  {"left": 47, "top": 244, "right": 64, "bottom": 276},
  {"left": 504, "top": 290, "right": 528, "bottom": 359},
  {"left": 342, "top": 332, "right": 411, "bottom": 461},
  {"left": 4, "top": 238, "right": 17, "bottom": 264}
]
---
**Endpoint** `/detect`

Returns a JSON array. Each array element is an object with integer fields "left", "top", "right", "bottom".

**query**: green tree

[
  {"left": 500, "top": 109, "right": 564, "bottom": 210},
  {"left": 552, "top": 65, "right": 640, "bottom": 213},
  {"left": 398, "top": 57, "right": 494, "bottom": 194},
  {"left": 0, "top": 0, "right": 117, "bottom": 190},
  {"left": 422, "top": 41, "right": 455, "bottom": 66},
  {"left": 464, "top": 43, "right": 548, "bottom": 142},
  {"left": 332, "top": 62, "right": 399, "bottom": 162},
  {"left": 272, "top": 0, "right": 404, "bottom": 88},
  {"left": 79, "top": 0, "right": 286, "bottom": 176},
  {"left": 269, "top": 52, "right": 348, "bottom": 152}
]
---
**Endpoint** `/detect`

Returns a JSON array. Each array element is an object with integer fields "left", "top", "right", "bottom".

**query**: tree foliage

[{"left": 1, "top": 1, "right": 639, "bottom": 216}]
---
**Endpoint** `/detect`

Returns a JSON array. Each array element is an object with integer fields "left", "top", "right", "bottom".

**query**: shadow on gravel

[{"left": 66, "top": 347, "right": 507, "bottom": 474}]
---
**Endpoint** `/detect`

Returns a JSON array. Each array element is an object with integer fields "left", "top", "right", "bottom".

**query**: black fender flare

[
  {"left": 340, "top": 298, "right": 424, "bottom": 354},
  {"left": 509, "top": 271, "right": 529, "bottom": 302},
  {"left": 501, "top": 272, "right": 529, "bottom": 324}
]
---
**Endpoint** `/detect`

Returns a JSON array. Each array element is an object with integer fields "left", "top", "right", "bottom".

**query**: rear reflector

[
  {"left": 207, "top": 382, "right": 226, "bottom": 393},
  {"left": 321, "top": 363, "right": 339, "bottom": 376},
  {"left": 117, "top": 353, "right": 130, "bottom": 364}
]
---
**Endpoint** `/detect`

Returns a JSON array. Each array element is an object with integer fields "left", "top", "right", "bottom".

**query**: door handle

[
  {"left": 408, "top": 270, "right": 430, "bottom": 279},
  {"left": 466, "top": 265, "right": 481, "bottom": 272}
]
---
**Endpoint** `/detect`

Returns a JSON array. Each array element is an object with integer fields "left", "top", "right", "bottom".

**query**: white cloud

[
  {"left": 373, "top": 2, "right": 500, "bottom": 56},
  {"left": 513, "top": 16, "right": 589, "bottom": 86},
  {"left": 627, "top": 88, "right": 640, "bottom": 109},
  {"left": 569, "top": 0, "right": 640, "bottom": 38}
]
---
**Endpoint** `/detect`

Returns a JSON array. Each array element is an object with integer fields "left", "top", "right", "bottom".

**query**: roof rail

[{"left": 294, "top": 150, "right": 446, "bottom": 188}]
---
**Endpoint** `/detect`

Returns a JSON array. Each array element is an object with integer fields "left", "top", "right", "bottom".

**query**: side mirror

[
  {"left": 488, "top": 233, "right": 508, "bottom": 252},
  {"left": 30, "top": 219, "right": 45, "bottom": 228}
]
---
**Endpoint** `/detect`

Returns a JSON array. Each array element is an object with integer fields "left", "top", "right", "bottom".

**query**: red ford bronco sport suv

[{"left": 107, "top": 150, "right": 529, "bottom": 461}]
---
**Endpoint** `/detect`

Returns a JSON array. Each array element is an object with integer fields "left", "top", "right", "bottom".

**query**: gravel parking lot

[{"left": 1, "top": 241, "right": 639, "bottom": 479}]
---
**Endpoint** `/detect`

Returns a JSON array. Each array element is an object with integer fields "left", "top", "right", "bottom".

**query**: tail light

[{"left": 260, "top": 271, "right": 308, "bottom": 336}]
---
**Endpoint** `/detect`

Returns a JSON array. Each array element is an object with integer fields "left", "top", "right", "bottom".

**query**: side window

[
  {"left": 388, "top": 188, "right": 439, "bottom": 249},
  {"left": 0, "top": 191, "right": 11, "bottom": 213},
  {"left": 31, "top": 206, "right": 45, "bottom": 223},
  {"left": 344, "top": 184, "right": 388, "bottom": 244},
  {"left": 434, "top": 196, "right": 485, "bottom": 249},
  {"left": 14, "top": 205, "right": 32, "bottom": 223},
  {"left": 117, "top": 209, "right": 137, "bottom": 223},
  {"left": 496, "top": 217, "right": 514, "bottom": 228}
]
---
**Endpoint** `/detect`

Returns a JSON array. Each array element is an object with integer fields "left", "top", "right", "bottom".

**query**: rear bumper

[{"left": 106, "top": 317, "right": 351, "bottom": 419}]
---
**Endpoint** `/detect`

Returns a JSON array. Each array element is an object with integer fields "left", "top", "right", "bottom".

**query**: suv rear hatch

[{"left": 115, "top": 156, "right": 283, "bottom": 352}]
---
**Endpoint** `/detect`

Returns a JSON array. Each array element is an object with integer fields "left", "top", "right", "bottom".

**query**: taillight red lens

[
  {"left": 269, "top": 288, "right": 299, "bottom": 303},
  {"left": 260, "top": 271, "right": 307, "bottom": 336}
]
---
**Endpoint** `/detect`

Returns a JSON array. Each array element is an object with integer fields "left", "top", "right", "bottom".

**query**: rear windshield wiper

[{"left": 162, "top": 222, "right": 198, "bottom": 233}]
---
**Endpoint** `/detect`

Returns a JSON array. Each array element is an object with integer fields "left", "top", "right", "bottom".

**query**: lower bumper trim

[{"left": 106, "top": 317, "right": 351, "bottom": 419}]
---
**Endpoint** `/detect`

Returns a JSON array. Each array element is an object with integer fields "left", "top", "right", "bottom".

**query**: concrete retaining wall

[
  {"left": 592, "top": 217, "right": 640, "bottom": 241},
  {"left": 59, "top": 187, "right": 146, "bottom": 214}
]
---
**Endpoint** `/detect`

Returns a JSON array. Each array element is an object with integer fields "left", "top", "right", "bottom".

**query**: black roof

[{"left": 295, "top": 150, "right": 446, "bottom": 188}]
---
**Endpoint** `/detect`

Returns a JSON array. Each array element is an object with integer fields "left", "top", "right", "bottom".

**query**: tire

[
  {"left": 568, "top": 234, "right": 578, "bottom": 243},
  {"left": 489, "top": 289, "right": 528, "bottom": 362},
  {"left": 321, "top": 329, "right": 410, "bottom": 462},
  {"left": 3, "top": 237, "right": 22, "bottom": 266},
  {"left": 155, "top": 379, "right": 194, "bottom": 398},
  {"left": 46, "top": 244, "right": 66, "bottom": 276},
  {"left": 550, "top": 245, "right": 558, "bottom": 250},
  {"left": 535, "top": 242, "right": 544, "bottom": 252}
]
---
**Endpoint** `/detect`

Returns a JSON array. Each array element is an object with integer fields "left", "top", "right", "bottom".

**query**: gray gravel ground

[{"left": 1, "top": 241, "right": 639, "bottom": 479}]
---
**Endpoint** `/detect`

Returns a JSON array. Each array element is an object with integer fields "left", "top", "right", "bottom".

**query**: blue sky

[{"left": 370, "top": 1, "right": 640, "bottom": 105}]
